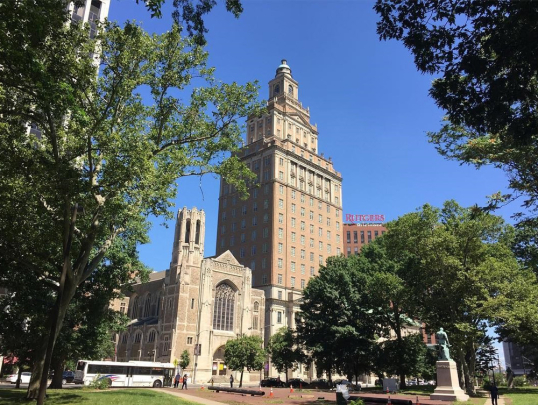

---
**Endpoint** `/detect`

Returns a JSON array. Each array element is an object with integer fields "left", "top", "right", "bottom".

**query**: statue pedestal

[{"left": 430, "top": 360, "right": 469, "bottom": 402}]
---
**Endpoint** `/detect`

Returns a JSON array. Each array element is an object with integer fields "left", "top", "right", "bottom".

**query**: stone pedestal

[{"left": 430, "top": 360, "right": 469, "bottom": 402}]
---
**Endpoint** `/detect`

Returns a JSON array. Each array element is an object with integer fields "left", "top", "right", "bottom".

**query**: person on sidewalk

[
  {"left": 182, "top": 374, "right": 188, "bottom": 390},
  {"left": 174, "top": 373, "right": 180, "bottom": 388},
  {"left": 490, "top": 383, "right": 499, "bottom": 405},
  {"left": 230, "top": 374, "right": 234, "bottom": 388}
]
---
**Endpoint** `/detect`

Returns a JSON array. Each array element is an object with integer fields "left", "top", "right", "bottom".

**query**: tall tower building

[{"left": 216, "top": 60, "right": 343, "bottom": 344}]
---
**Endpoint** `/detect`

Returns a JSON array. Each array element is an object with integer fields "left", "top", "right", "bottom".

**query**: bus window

[{"left": 77, "top": 361, "right": 86, "bottom": 371}]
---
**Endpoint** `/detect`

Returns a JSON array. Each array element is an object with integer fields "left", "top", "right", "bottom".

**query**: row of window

[{"left": 345, "top": 230, "right": 385, "bottom": 244}]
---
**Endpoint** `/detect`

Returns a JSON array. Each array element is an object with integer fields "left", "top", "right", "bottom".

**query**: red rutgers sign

[{"left": 345, "top": 214, "right": 385, "bottom": 222}]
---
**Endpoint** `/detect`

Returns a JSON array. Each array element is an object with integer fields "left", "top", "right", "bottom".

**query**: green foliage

[
  {"left": 348, "top": 399, "right": 365, "bottom": 405},
  {"left": 266, "top": 327, "right": 304, "bottom": 379},
  {"left": 513, "top": 376, "right": 528, "bottom": 387},
  {"left": 179, "top": 350, "right": 190, "bottom": 370},
  {"left": 89, "top": 375, "right": 111, "bottom": 390},
  {"left": 296, "top": 255, "right": 380, "bottom": 382},
  {"left": 381, "top": 200, "right": 534, "bottom": 394},
  {"left": 0, "top": 0, "right": 261, "bottom": 399},
  {"left": 224, "top": 335, "right": 264, "bottom": 387}
]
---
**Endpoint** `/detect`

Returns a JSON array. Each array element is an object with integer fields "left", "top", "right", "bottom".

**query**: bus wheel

[{"left": 153, "top": 380, "right": 162, "bottom": 388}]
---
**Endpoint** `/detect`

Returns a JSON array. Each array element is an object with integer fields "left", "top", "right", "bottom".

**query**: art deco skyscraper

[{"left": 216, "top": 60, "right": 343, "bottom": 341}]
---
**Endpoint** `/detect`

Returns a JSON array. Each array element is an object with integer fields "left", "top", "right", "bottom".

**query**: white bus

[{"left": 74, "top": 360, "right": 174, "bottom": 388}]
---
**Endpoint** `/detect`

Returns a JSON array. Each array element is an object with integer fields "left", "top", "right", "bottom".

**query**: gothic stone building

[{"left": 114, "top": 207, "right": 265, "bottom": 384}]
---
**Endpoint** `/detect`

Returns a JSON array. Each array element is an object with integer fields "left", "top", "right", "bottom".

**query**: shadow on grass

[{"left": 0, "top": 389, "right": 88, "bottom": 404}]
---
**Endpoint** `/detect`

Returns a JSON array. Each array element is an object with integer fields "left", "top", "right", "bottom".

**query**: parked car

[
  {"left": 333, "top": 379, "right": 361, "bottom": 391},
  {"left": 311, "top": 378, "right": 330, "bottom": 389},
  {"left": 7, "top": 372, "right": 32, "bottom": 384},
  {"left": 62, "top": 371, "right": 75, "bottom": 384},
  {"left": 287, "top": 378, "right": 310, "bottom": 388},
  {"left": 260, "top": 377, "right": 285, "bottom": 387}
]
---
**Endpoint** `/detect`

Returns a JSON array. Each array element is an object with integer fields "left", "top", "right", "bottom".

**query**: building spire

[{"left": 275, "top": 59, "right": 292, "bottom": 77}]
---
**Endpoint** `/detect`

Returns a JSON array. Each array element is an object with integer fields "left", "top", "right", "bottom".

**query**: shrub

[
  {"left": 512, "top": 376, "right": 527, "bottom": 387},
  {"left": 89, "top": 374, "right": 111, "bottom": 390},
  {"left": 349, "top": 399, "right": 365, "bottom": 405}
]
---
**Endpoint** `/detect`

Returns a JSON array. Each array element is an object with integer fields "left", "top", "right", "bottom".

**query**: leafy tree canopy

[
  {"left": 266, "top": 327, "right": 304, "bottom": 382},
  {"left": 224, "top": 335, "right": 264, "bottom": 387}
]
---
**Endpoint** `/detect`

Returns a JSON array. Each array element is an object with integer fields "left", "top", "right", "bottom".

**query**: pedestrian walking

[
  {"left": 182, "top": 374, "right": 188, "bottom": 390},
  {"left": 174, "top": 373, "right": 180, "bottom": 388},
  {"left": 230, "top": 374, "right": 234, "bottom": 388},
  {"left": 490, "top": 383, "right": 499, "bottom": 405}
]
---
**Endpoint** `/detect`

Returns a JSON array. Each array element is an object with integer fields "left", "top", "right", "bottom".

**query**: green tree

[
  {"left": 179, "top": 350, "right": 191, "bottom": 371},
  {"left": 375, "top": 1, "right": 538, "bottom": 256},
  {"left": 382, "top": 201, "right": 536, "bottom": 395},
  {"left": 266, "top": 327, "right": 304, "bottom": 384},
  {"left": 224, "top": 335, "right": 264, "bottom": 388},
  {"left": 0, "top": 2, "right": 262, "bottom": 402},
  {"left": 296, "top": 255, "right": 380, "bottom": 385}
]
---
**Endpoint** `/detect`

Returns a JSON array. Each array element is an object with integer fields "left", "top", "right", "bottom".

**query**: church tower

[
  {"left": 215, "top": 60, "right": 343, "bottom": 350},
  {"left": 169, "top": 207, "right": 205, "bottom": 285}
]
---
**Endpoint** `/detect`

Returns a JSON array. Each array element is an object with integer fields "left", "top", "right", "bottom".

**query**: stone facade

[{"left": 114, "top": 207, "right": 265, "bottom": 384}]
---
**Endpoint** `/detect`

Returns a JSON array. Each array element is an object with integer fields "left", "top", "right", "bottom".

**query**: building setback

[{"left": 215, "top": 60, "right": 343, "bottom": 377}]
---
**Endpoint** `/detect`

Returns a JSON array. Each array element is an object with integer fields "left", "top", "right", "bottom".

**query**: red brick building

[{"left": 342, "top": 222, "right": 386, "bottom": 256}]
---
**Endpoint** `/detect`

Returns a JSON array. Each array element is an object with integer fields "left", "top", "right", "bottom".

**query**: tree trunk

[
  {"left": 15, "top": 368, "right": 22, "bottom": 389},
  {"left": 26, "top": 280, "right": 77, "bottom": 401},
  {"left": 239, "top": 369, "right": 244, "bottom": 388},
  {"left": 49, "top": 356, "right": 65, "bottom": 389}
]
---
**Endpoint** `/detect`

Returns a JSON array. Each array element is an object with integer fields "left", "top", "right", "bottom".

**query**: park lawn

[
  {"left": 0, "top": 388, "right": 204, "bottom": 405},
  {"left": 502, "top": 387, "right": 538, "bottom": 405}
]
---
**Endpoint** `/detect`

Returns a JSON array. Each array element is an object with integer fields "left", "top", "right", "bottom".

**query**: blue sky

[{"left": 109, "top": 0, "right": 514, "bottom": 362}]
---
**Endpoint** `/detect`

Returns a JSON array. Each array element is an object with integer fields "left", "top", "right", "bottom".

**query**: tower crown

[{"left": 276, "top": 59, "right": 292, "bottom": 77}]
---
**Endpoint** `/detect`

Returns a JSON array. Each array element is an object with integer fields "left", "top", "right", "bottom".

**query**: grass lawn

[
  {"left": 502, "top": 387, "right": 538, "bottom": 405},
  {"left": 0, "top": 388, "right": 204, "bottom": 405}
]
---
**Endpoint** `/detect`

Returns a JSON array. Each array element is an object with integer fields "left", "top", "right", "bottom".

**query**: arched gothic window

[
  {"left": 133, "top": 332, "right": 142, "bottom": 343},
  {"left": 143, "top": 294, "right": 151, "bottom": 318},
  {"left": 212, "top": 283, "right": 235, "bottom": 331},
  {"left": 288, "top": 85, "right": 293, "bottom": 95},
  {"left": 155, "top": 293, "right": 161, "bottom": 317},
  {"left": 195, "top": 220, "right": 201, "bottom": 244},
  {"left": 274, "top": 84, "right": 280, "bottom": 95},
  {"left": 131, "top": 296, "right": 139, "bottom": 319},
  {"left": 121, "top": 333, "right": 128, "bottom": 344},
  {"left": 253, "top": 301, "right": 259, "bottom": 311},
  {"left": 185, "top": 219, "right": 191, "bottom": 243},
  {"left": 148, "top": 330, "right": 156, "bottom": 343}
]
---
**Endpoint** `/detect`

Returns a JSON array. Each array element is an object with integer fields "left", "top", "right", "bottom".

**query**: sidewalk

[
  {"left": 483, "top": 398, "right": 506, "bottom": 405},
  {"left": 160, "top": 388, "right": 228, "bottom": 405}
]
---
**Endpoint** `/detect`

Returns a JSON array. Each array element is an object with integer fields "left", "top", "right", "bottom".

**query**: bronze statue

[{"left": 436, "top": 328, "right": 452, "bottom": 361}]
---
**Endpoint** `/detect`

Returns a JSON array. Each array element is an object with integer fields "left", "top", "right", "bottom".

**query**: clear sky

[{"left": 108, "top": 0, "right": 512, "bottom": 365}]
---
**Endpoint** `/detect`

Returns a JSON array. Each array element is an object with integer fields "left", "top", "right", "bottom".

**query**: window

[
  {"left": 347, "top": 231, "right": 351, "bottom": 243},
  {"left": 240, "top": 248, "right": 245, "bottom": 258},
  {"left": 327, "top": 205, "right": 331, "bottom": 213},
  {"left": 347, "top": 247, "right": 351, "bottom": 257},
  {"left": 134, "top": 332, "right": 142, "bottom": 343},
  {"left": 301, "top": 263, "right": 305, "bottom": 274},
  {"left": 262, "top": 258, "right": 267, "bottom": 268},
  {"left": 262, "top": 274, "right": 268, "bottom": 284},
  {"left": 240, "top": 233, "right": 245, "bottom": 243},
  {"left": 328, "top": 244, "right": 332, "bottom": 254},
  {"left": 213, "top": 283, "right": 235, "bottom": 331},
  {"left": 263, "top": 228, "right": 269, "bottom": 238},
  {"left": 121, "top": 333, "right": 128, "bottom": 344},
  {"left": 326, "top": 218, "right": 331, "bottom": 226},
  {"left": 291, "top": 217, "right": 296, "bottom": 228},
  {"left": 253, "top": 202, "right": 258, "bottom": 212},
  {"left": 278, "top": 258, "right": 283, "bottom": 268},
  {"left": 368, "top": 231, "right": 372, "bottom": 242},
  {"left": 279, "top": 228, "right": 283, "bottom": 239},
  {"left": 291, "top": 262, "right": 296, "bottom": 272},
  {"left": 263, "top": 213, "right": 269, "bottom": 223},
  {"left": 264, "top": 199, "right": 269, "bottom": 209},
  {"left": 279, "top": 171, "right": 284, "bottom": 180},
  {"left": 278, "top": 274, "right": 283, "bottom": 284},
  {"left": 301, "top": 194, "right": 305, "bottom": 203},
  {"left": 278, "top": 243, "right": 283, "bottom": 253},
  {"left": 232, "top": 209, "right": 236, "bottom": 218},
  {"left": 291, "top": 247, "right": 296, "bottom": 257},
  {"left": 242, "top": 205, "right": 247, "bottom": 215},
  {"left": 277, "top": 311, "right": 282, "bottom": 323},
  {"left": 310, "top": 238, "right": 314, "bottom": 247},
  {"left": 310, "top": 224, "right": 314, "bottom": 234},
  {"left": 291, "top": 232, "right": 296, "bottom": 242},
  {"left": 309, "top": 197, "right": 314, "bottom": 206},
  {"left": 279, "top": 185, "right": 284, "bottom": 194},
  {"left": 143, "top": 294, "right": 151, "bottom": 318},
  {"left": 353, "top": 231, "right": 358, "bottom": 243},
  {"left": 251, "top": 245, "right": 256, "bottom": 255},
  {"left": 279, "top": 199, "right": 284, "bottom": 209},
  {"left": 187, "top": 337, "right": 193, "bottom": 345},
  {"left": 291, "top": 190, "right": 296, "bottom": 199},
  {"left": 300, "top": 221, "right": 305, "bottom": 231},
  {"left": 120, "top": 302, "right": 126, "bottom": 314},
  {"left": 319, "top": 255, "right": 324, "bottom": 264},
  {"left": 300, "top": 235, "right": 305, "bottom": 245},
  {"left": 301, "top": 249, "right": 305, "bottom": 259},
  {"left": 221, "top": 211, "right": 227, "bottom": 220},
  {"left": 319, "top": 241, "right": 323, "bottom": 250},
  {"left": 278, "top": 290, "right": 282, "bottom": 300},
  {"left": 279, "top": 213, "right": 283, "bottom": 224},
  {"left": 310, "top": 266, "right": 315, "bottom": 276},
  {"left": 279, "top": 157, "right": 284, "bottom": 166},
  {"left": 252, "top": 217, "right": 257, "bottom": 226},
  {"left": 327, "top": 230, "right": 331, "bottom": 239},
  {"left": 310, "top": 211, "right": 314, "bottom": 220},
  {"left": 241, "top": 219, "right": 246, "bottom": 229},
  {"left": 354, "top": 247, "right": 358, "bottom": 255},
  {"left": 262, "top": 243, "right": 268, "bottom": 253},
  {"left": 291, "top": 277, "right": 296, "bottom": 287},
  {"left": 337, "top": 234, "right": 340, "bottom": 242},
  {"left": 318, "top": 214, "right": 323, "bottom": 223},
  {"left": 375, "top": 230, "right": 379, "bottom": 237},
  {"left": 291, "top": 203, "right": 296, "bottom": 213},
  {"left": 264, "top": 185, "right": 270, "bottom": 195},
  {"left": 319, "top": 227, "right": 323, "bottom": 237},
  {"left": 301, "top": 279, "right": 305, "bottom": 289},
  {"left": 336, "top": 221, "right": 340, "bottom": 231},
  {"left": 310, "top": 252, "right": 314, "bottom": 261}
]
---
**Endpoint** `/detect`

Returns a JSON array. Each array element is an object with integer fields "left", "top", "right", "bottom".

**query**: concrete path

[
  {"left": 483, "top": 398, "right": 506, "bottom": 405},
  {"left": 160, "top": 388, "right": 228, "bottom": 405}
]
